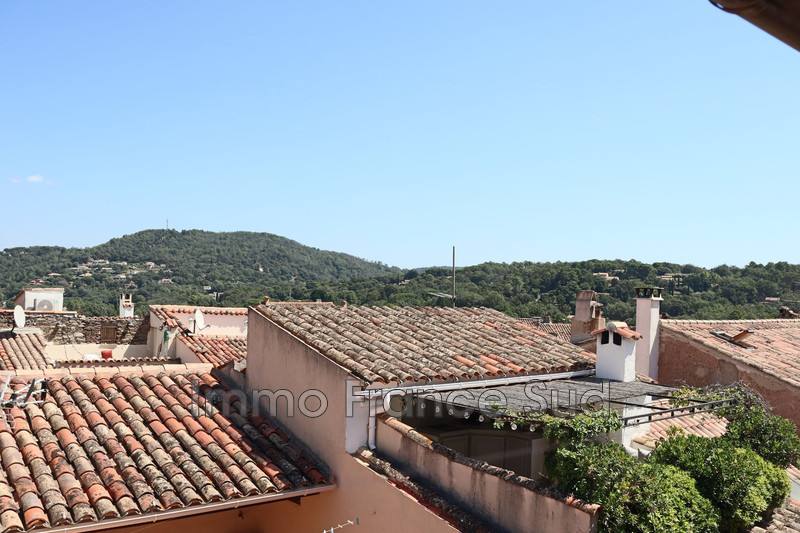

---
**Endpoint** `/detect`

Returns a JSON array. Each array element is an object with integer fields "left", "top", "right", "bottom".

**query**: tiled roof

[
  {"left": 539, "top": 323, "right": 572, "bottom": 343},
  {"left": 513, "top": 320, "right": 572, "bottom": 343},
  {"left": 177, "top": 335, "right": 247, "bottom": 368},
  {"left": 660, "top": 319, "right": 800, "bottom": 388},
  {"left": 750, "top": 503, "right": 800, "bottom": 532},
  {"left": 632, "top": 400, "right": 729, "bottom": 452},
  {"left": 0, "top": 371, "right": 331, "bottom": 531},
  {"left": 254, "top": 305, "right": 595, "bottom": 386},
  {"left": 149, "top": 306, "right": 247, "bottom": 330},
  {"left": 0, "top": 333, "right": 53, "bottom": 371}
]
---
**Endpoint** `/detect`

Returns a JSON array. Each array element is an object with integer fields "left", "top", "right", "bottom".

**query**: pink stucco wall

[
  {"left": 375, "top": 416, "right": 599, "bottom": 533},
  {"left": 244, "top": 308, "right": 459, "bottom": 532}
]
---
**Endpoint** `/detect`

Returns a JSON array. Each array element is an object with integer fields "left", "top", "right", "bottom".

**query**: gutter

[{"left": 44, "top": 484, "right": 336, "bottom": 533}]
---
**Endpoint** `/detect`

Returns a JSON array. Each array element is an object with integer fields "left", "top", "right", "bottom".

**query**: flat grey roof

[{"left": 430, "top": 377, "right": 675, "bottom": 416}]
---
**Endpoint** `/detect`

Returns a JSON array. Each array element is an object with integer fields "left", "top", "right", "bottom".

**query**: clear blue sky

[{"left": 2, "top": 2, "right": 798, "bottom": 269}]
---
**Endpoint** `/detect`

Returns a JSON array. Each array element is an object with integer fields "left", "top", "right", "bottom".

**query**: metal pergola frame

[{"left": 488, "top": 392, "right": 736, "bottom": 428}]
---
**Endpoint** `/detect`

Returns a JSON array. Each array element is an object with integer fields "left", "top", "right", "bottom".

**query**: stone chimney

[
  {"left": 570, "top": 290, "right": 605, "bottom": 343},
  {"left": 593, "top": 322, "right": 642, "bottom": 382},
  {"left": 119, "top": 294, "right": 134, "bottom": 318},
  {"left": 634, "top": 287, "right": 663, "bottom": 379}
]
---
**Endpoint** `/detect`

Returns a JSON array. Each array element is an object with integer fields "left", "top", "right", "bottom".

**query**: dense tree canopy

[{"left": 2, "top": 231, "right": 798, "bottom": 321}]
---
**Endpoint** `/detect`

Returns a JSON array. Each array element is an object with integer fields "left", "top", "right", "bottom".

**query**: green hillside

[
  {"left": 3, "top": 230, "right": 798, "bottom": 323},
  {"left": 291, "top": 259, "right": 800, "bottom": 325},
  {"left": 0, "top": 229, "right": 397, "bottom": 314}
]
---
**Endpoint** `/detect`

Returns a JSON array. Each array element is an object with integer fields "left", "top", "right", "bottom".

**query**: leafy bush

[
  {"left": 649, "top": 434, "right": 789, "bottom": 532},
  {"left": 762, "top": 460, "right": 792, "bottom": 509},
  {"left": 624, "top": 463, "right": 719, "bottom": 533},
  {"left": 671, "top": 382, "right": 800, "bottom": 468},
  {"left": 545, "top": 442, "right": 635, "bottom": 503},
  {"left": 725, "top": 407, "right": 800, "bottom": 468},
  {"left": 545, "top": 442, "right": 719, "bottom": 533},
  {"left": 492, "top": 407, "right": 622, "bottom": 443}
]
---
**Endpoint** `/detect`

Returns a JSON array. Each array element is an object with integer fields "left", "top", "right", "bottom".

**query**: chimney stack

[
  {"left": 570, "top": 290, "right": 605, "bottom": 343},
  {"left": 593, "top": 322, "right": 642, "bottom": 382},
  {"left": 634, "top": 287, "right": 663, "bottom": 379},
  {"left": 119, "top": 294, "right": 134, "bottom": 318}
]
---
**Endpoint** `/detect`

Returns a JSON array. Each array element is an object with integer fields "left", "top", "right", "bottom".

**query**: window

[
  {"left": 601, "top": 331, "right": 610, "bottom": 345},
  {"left": 613, "top": 332, "right": 622, "bottom": 345},
  {"left": 100, "top": 324, "right": 118, "bottom": 343}
]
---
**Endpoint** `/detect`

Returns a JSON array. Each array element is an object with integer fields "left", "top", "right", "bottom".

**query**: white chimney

[
  {"left": 635, "top": 287, "right": 663, "bottom": 379},
  {"left": 594, "top": 322, "right": 641, "bottom": 382},
  {"left": 119, "top": 294, "right": 135, "bottom": 318}
]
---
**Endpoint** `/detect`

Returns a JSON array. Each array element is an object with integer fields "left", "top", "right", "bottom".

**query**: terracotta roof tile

[
  {"left": 149, "top": 306, "right": 247, "bottom": 330},
  {"left": 536, "top": 322, "right": 572, "bottom": 343},
  {"left": 0, "top": 333, "right": 53, "bottom": 371},
  {"left": 661, "top": 319, "right": 800, "bottom": 388},
  {"left": 177, "top": 335, "right": 246, "bottom": 368},
  {"left": 749, "top": 501, "right": 800, "bottom": 532},
  {"left": 254, "top": 305, "right": 595, "bottom": 386},
  {"left": 0, "top": 372, "right": 331, "bottom": 531}
]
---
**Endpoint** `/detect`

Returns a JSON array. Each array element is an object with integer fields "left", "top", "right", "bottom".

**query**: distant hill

[
  {"left": 287, "top": 259, "right": 800, "bottom": 325},
  {"left": 0, "top": 229, "right": 398, "bottom": 315},
  {"left": 3, "top": 231, "right": 798, "bottom": 323}
]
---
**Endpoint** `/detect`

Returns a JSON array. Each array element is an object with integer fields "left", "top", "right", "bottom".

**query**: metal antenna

[
  {"left": 0, "top": 376, "right": 47, "bottom": 430},
  {"left": 428, "top": 246, "right": 456, "bottom": 307},
  {"left": 452, "top": 245, "right": 456, "bottom": 308}
]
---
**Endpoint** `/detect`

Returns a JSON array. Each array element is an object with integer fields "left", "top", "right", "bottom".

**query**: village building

[
  {"left": 1, "top": 289, "right": 799, "bottom": 532},
  {"left": 626, "top": 287, "right": 800, "bottom": 431}
]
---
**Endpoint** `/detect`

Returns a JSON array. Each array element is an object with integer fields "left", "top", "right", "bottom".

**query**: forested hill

[
  {"left": 297, "top": 259, "right": 800, "bottom": 325},
  {"left": 0, "top": 229, "right": 397, "bottom": 314},
  {"left": 2, "top": 231, "right": 798, "bottom": 323}
]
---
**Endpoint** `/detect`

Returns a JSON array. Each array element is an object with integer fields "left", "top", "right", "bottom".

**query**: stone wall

[{"left": 0, "top": 311, "right": 148, "bottom": 345}]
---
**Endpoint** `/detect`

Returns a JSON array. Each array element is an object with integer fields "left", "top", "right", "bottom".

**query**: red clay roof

[
  {"left": 515, "top": 320, "right": 572, "bottom": 343},
  {"left": 149, "top": 306, "right": 247, "bottom": 330},
  {"left": 660, "top": 319, "right": 800, "bottom": 388},
  {"left": 0, "top": 371, "right": 330, "bottom": 531},
  {"left": 254, "top": 305, "right": 595, "bottom": 386},
  {"left": 0, "top": 333, "right": 53, "bottom": 371},
  {"left": 178, "top": 335, "right": 247, "bottom": 368},
  {"left": 632, "top": 400, "right": 729, "bottom": 452},
  {"left": 537, "top": 322, "right": 572, "bottom": 343}
]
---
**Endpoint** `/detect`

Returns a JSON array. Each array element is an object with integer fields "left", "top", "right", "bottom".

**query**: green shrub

[
  {"left": 625, "top": 463, "right": 719, "bottom": 533},
  {"left": 545, "top": 442, "right": 718, "bottom": 533},
  {"left": 762, "top": 460, "right": 792, "bottom": 509},
  {"left": 672, "top": 382, "right": 800, "bottom": 468},
  {"left": 725, "top": 407, "right": 800, "bottom": 468},
  {"left": 649, "top": 434, "right": 789, "bottom": 532},
  {"left": 545, "top": 442, "right": 635, "bottom": 503}
]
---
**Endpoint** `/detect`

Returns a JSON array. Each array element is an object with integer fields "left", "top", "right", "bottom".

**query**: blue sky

[{"left": 1, "top": 2, "right": 798, "bottom": 269}]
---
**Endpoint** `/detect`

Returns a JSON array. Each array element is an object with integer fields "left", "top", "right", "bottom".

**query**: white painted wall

[{"left": 596, "top": 335, "right": 637, "bottom": 382}]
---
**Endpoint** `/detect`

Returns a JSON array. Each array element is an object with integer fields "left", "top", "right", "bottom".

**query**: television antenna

[
  {"left": 428, "top": 246, "right": 456, "bottom": 307},
  {"left": 10, "top": 306, "right": 26, "bottom": 333},
  {"left": 322, "top": 517, "right": 359, "bottom": 532},
  {"left": 0, "top": 375, "right": 47, "bottom": 429}
]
